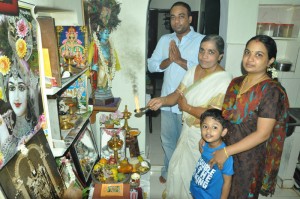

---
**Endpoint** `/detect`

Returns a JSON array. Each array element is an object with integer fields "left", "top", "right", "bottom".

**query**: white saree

[{"left": 165, "top": 66, "right": 232, "bottom": 199}]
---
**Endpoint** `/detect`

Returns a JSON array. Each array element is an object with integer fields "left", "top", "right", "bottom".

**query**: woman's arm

[
  {"left": 221, "top": 175, "right": 232, "bottom": 199},
  {"left": 209, "top": 117, "right": 276, "bottom": 167},
  {"left": 147, "top": 91, "right": 180, "bottom": 111},
  {"left": 177, "top": 93, "right": 207, "bottom": 118}
]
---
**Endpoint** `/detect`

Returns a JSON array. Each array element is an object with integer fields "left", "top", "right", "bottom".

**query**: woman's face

[
  {"left": 242, "top": 40, "right": 274, "bottom": 75},
  {"left": 198, "top": 41, "right": 222, "bottom": 69},
  {"left": 8, "top": 76, "right": 28, "bottom": 117}
]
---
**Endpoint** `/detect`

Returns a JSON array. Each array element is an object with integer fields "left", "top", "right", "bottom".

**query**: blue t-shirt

[{"left": 190, "top": 142, "right": 234, "bottom": 199}]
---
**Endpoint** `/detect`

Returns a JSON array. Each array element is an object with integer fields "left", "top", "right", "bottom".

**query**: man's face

[{"left": 170, "top": 5, "right": 192, "bottom": 36}]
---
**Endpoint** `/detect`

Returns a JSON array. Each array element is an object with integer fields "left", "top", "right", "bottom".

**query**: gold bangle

[{"left": 224, "top": 147, "right": 229, "bottom": 158}]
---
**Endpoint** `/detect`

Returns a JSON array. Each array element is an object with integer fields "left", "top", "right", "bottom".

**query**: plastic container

[
  {"left": 278, "top": 24, "right": 294, "bottom": 37},
  {"left": 256, "top": 23, "right": 275, "bottom": 36}
]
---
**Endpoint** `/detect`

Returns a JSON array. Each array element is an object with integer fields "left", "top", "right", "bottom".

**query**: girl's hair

[
  {"left": 201, "top": 34, "right": 225, "bottom": 55},
  {"left": 200, "top": 109, "right": 228, "bottom": 128},
  {"left": 170, "top": 1, "right": 192, "bottom": 17}
]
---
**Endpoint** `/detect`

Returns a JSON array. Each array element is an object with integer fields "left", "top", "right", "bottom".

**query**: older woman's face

[
  {"left": 8, "top": 76, "right": 28, "bottom": 117},
  {"left": 198, "top": 41, "right": 222, "bottom": 69}
]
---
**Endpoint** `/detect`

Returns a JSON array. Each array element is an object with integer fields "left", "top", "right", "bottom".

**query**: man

[{"left": 147, "top": 1, "right": 205, "bottom": 183}]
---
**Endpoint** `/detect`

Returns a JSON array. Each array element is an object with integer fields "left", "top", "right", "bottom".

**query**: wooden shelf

[
  {"left": 52, "top": 111, "right": 92, "bottom": 157},
  {"left": 45, "top": 67, "right": 88, "bottom": 96}
]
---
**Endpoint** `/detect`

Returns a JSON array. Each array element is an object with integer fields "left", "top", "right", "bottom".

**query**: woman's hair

[
  {"left": 245, "top": 35, "right": 277, "bottom": 79},
  {"left": 170, "top": 1, "right": 192, "bottom": 17},
  {"left": 246, "top": 35, "right": 277, "bottom": 60},
  {"left": 200, "top": 109, "right": 228, "bottom": 129},
  {"left": 201, "top": 34, "right": 225, "bottom": 55}
]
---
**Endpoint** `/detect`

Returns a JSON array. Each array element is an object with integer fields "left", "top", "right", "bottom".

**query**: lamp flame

[{"left": 134, "top": 95, "right": 140, "bottom": 113}]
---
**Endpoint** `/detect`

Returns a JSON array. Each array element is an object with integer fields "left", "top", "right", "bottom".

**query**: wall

[{"left": 220, "top": 0, "right": 300, "bottom": 108}]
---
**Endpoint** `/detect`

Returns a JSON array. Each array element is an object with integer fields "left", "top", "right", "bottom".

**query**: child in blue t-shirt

[{"left": 190, "top": 109, "right": 234, "bottom": 199}]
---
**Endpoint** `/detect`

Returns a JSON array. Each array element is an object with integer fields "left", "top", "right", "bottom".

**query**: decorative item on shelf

[
  {"left": 99, "top": 110, "right": 123, "bottom": 128},
  {"left": 121, "top": 105, "right": 132, "bottom": 138},
  {"left": 107, "top": 129, "right": 124, "bottom": 162}
]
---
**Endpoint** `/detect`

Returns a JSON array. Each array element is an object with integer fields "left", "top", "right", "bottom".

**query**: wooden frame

[
  {"left": 70, "top": 122, "right": 99, "bottom": 186},
  {"left": 0, "top": 130, "right": 65, "bottom": 198},
  {"left": 0, "top": 0, "right": 19, "bottom": 16}
]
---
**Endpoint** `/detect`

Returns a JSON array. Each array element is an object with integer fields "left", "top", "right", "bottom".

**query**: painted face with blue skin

[{"left": 98, "top": 28, "right": 110, "bottom": 42}]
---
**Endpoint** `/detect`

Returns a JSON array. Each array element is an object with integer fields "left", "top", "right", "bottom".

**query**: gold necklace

[{"left": 237, "top": 74, "right": 268, "bottom": 98}]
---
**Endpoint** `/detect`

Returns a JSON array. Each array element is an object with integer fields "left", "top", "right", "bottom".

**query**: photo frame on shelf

[
  {"left": 0, "top": 0, "right": 19, "bottom": 16},
  {"left": 60, "top": 73, "right": 89, "bottom": 114},
  {"left": 56, "top": 26, "right": 88, "bottom": 70},
  {"left": 56, "top": 154, "right": 84, "bottom": 190},
  {"left": 70, "top": 122, "right": 99, "bottom": 185},
  {"left": 100, "top": 128, "right": 126, "bottom": 160},
  {"left": 0, "top": 130, "right": 65, "bottom": 199}
]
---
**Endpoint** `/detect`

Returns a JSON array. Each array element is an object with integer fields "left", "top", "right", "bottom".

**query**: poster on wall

[
  {"left": 0, "top": 3, "right": 44, "bottom": 169},
  {"left": 0, "top": 0, "right": 19, "bottom": 16},
  {"left": 0, "top": 130, "right": 65, "bottom": 198},
  {"left": 56, "top": 26, "right": 88, "bottom": 70}
]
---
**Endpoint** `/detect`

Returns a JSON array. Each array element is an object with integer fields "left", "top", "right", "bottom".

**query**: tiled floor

[{"left": 145, "top": 85, "right": 300, "bottom": 198}]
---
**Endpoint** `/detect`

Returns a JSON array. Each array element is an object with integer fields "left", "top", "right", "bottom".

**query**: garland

[{"left": 93, "top": 32, "right": 116, "bottom": 88}]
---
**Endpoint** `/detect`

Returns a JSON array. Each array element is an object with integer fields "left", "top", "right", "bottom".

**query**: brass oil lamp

[
  {"left": 108, "top": 132, "right": 123, "bottom": 161},
  {"left": 122, "top": 105, "right": 132, "bottom": 138}
]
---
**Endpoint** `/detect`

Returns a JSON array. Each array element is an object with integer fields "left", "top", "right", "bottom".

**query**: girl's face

[
  {"left": 198, "top": 41, "right": 222, "bottom": 69},
  {"left": 242, "top": 40, "right": 274, "bottom": 75},
  {"left": 201, "top": 116, "right": 226, "bottom": 148},
  {"left": 8, "top": 76, "right": 28, "bottom": 117}
]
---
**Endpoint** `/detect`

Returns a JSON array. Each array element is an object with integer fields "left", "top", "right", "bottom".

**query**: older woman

[
  {"left": 209, "top": 35, "right": 289, "bottom": 198},
  {"left": 148, "top": 35, "right": 232, "bottom": 199}
]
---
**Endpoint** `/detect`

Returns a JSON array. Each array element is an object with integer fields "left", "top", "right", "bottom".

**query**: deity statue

[{"left": 86, "top": 0, "right": 121, "bottom": 106}]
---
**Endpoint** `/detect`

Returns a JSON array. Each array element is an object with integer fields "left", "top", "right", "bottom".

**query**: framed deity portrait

[
  {"left": 0, "top": 130, "right": 65, "bottom": 199},
  {"left": 100, "top": 128, "right": 126, "bottom": 160},
  {"left": 0, "top": 2, "right": 43, "bottom": 169},
  {"left": 0, "top": 0, "right": 19, "bottom": 16},
  {"left": 70, "top": 122, "right": 98, "bottom": 186},
  {"left": 56, "top": 26, "right": 88, "bottom": 69}
]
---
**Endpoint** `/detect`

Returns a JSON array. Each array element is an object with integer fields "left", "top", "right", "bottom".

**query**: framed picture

[
  {"left": 60, "top": 74, "right": 89, "bottom": 113},
  {"left": 56, "top": 26, "right": 88, "bottom": 69},
  {"left": 70, "top": 122, "right": 99, "bottom": 186},
  {"left": 0, "top": 130, "right": 65, "bottom": 198},
  {"left": 100, "top": 128, "right": 126, "bottom": 160},
  {"left": 0, "top": 2, "right": 43, "bottom": 169},
  {"left": 0, "top": 0, "right": 19, "bottom": 16},
  {"left": 56, "top": 154, "right": 84, "bottom": 190}
]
